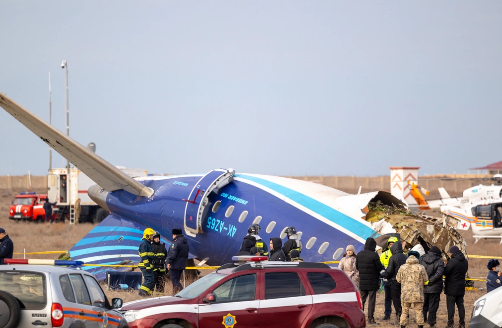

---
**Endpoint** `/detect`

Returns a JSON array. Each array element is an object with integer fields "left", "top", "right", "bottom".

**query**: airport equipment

[
  {"left": 121, "top": 258, "right": 365, "bottom": 328},
  {"left": 0, "top": 93, "right": 467, "bottom": 280},
  {"left": 0, "top": 264, "right": 127, "bottom": 328},
  {"left": 8, "top": 192, "right": 55, "bottom": 221},
  {"left": 47, "top": 166, "right": 148, "bottom": 224}
]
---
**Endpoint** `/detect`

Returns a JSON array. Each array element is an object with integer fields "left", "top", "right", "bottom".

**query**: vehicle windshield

[
  {"left": 175, "top": 273, "right": 226, "bottom": 299},
  {"left": 0, "top": 271, "right": 46, "bottom": 310},
  {"left": 12, "top": 198, "right": 35, "bottom": 205}
]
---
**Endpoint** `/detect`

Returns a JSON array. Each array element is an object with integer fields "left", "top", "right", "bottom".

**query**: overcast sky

[{"left": 1, "top": 1, "right": 501, "bottom": 177}]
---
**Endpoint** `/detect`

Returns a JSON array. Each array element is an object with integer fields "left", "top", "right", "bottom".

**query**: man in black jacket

[
  {"left": 356, "top": 237, "right": 383, "bottom": 325},
  {"left": 269, "top": 238, "right": 286, "bottom": 261},
  {"left": 152, "top": 232, "right": 168, "bottom": 293},
  {"left": 444, "top": 246, "right": 468, "bottom": 328},
  {"left": 384, "top": 241, "right": 408, "bottom": 322},
  {"left": 419, "top": 246, "right": 444, "bottom": 328},
  {"left": 167, "top": 228, "right": 189, "bottom": 295},
  {"left": 0, "top": 228, "right": 13, "bottom": 265},
  {"left": 236, "top": 234, "right": 256, "bottom": 256},
  {"left": 43, "top": 198, "right": 57, "bottom": 223}
]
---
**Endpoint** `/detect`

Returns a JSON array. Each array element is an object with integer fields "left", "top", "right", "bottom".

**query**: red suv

[{"left": 121, "top": 257, "right": 365, "bottom": 328}]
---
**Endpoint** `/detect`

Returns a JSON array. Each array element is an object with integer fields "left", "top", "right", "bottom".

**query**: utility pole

[
  {"left": 49, "top": 72, "right": 52, "bottom": 171},
  {"left": 62, "top": 60, "right": 73, "bottom": 224}
]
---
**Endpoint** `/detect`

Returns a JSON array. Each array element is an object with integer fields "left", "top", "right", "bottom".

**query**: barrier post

[
  {"left": 24, "top": 248, "right": 25, "bottom": 259},
  {"left": 183, "top": 270, "right": 186, "bottom": 288}
]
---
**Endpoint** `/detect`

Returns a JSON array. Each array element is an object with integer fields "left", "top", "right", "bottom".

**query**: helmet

[
  {"left": 248, "top": 224, "right": 261, "bottom": 235},
  {"left": 387, "top": 236, "right": 399, "bottom": 244},
  {"left": 285, "top": 226, "right": 297, "bottom": 237},
  {"left": 143, "top": 228, "right": 155, "bottom": 239},
  {"left": 153, "top": 231, "right": 161, "bottom": 239}
]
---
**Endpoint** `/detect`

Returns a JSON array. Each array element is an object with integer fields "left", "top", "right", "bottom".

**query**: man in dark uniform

[
  {"left": 138, "top": 228, "right": 155, "bottom": 296},
  {"left": 0, "top": 228, "right": 14, "bottom": 265},
  {"left": 282, "top": 226, "right": 302, "bottom": 261},
  {"left": 43, "top": 198, "right": 57, "bottom": 223},
  {"left": 167, "top": 228, "right": 189, "bottom": 295},
  {"left": 152, "top": 231, "right": 168, "bottom": 293},
  {"left": 248, "top": 224, "right": 269, "bottom": 256}
]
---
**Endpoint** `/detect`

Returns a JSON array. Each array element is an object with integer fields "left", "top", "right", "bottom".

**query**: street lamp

[{"left": 61, "top": 60, "right": 72, "bottom": 223}]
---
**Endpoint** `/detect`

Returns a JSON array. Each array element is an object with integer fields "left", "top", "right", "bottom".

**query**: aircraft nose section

[{"left": 88, "top": 184, "right": 110, "bottom": 212}]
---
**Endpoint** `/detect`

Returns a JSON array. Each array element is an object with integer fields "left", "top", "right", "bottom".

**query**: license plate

[{"left": 14, "top": 214, "right": 21, "bottom": 218}]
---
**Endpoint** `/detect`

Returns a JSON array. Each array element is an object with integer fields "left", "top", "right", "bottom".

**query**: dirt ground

[{"left": 1, "top": 190, "right": 501, "bottom": 326}]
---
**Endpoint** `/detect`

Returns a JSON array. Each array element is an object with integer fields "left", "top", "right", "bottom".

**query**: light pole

[
  {"left": 61, "top": 60, "right": 71, "bottom": 218},
  {"left": 49, "top": 72, "right": 52, "bottom": 171}
]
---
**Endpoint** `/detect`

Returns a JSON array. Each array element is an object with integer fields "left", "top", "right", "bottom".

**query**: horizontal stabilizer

[
  {"left": 438, "top": 188, "right": 451, "bottom": 199},
  {"left": 69, "top": 213, "right": 194, "bottom": 281},
  {"left": 0, "top": 93, "right": 153, "bottom": 197}
]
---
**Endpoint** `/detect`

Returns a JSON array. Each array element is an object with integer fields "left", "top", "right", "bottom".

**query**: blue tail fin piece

[{"left": 69, "top": 214, "right": 193, "bottom": 281}]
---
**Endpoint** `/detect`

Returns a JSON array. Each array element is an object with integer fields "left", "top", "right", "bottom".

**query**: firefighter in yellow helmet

[
  {"left": 138, "top": 228, "right": 155, "bottom": 296},
  {"left": 380, "top": 236, "right": 399, "bottom": 320}
]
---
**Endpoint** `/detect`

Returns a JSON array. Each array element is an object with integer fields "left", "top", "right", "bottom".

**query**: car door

[
  {"left": 84, "top": 275, "right": 117, "bottom": 328},
  {"left": 198, "top": 273, "right": 259, "bottom": 327},
  {"left": 258, "top": 271, "right": 313, "bottom": 328},
  {"left": 68, "top": 274, "right": 101, "bottom": 328}
]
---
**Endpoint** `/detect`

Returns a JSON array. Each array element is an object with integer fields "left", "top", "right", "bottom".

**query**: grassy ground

[{"left": 2, "top": 191, "right": 501, "bottom": 326}]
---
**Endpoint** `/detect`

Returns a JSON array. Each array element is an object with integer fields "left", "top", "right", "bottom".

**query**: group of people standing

[
  {"left": 138, "top": 228, "right": 189, "bottom": 297},
  {"left": 338, "top": 236, "right": 469, "bottom": 328},
  {"left": 237, "top": 224, "right": 303, "bottom": 262}
]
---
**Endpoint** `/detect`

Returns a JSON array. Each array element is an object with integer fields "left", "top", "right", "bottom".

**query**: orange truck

[{"left": 8, "top": 192, "right": 56, "bottom": 222}]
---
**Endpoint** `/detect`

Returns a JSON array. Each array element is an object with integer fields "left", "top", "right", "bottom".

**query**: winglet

[{"left": 0, "top": 93, "right": 153, "bottom": 197}]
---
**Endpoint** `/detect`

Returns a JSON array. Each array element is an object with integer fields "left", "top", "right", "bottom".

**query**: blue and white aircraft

[{"left": 0, "top": 93, "right": 405, "bottom": 279}]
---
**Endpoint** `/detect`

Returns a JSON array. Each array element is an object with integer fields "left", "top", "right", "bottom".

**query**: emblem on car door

[{"left": 222, "top": 313, "right": 237, "bottom": 328}]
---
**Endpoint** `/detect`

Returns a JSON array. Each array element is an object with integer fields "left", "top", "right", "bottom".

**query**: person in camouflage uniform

[{"left": 396, "top": 251, "right": 428, "bottom": 328}]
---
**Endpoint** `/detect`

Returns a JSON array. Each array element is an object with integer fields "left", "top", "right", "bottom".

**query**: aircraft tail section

[
  {"left": 69, "top": 213, "right": 194, "bottom": 281},
  {"left": 438, "top": 188, "right": 451, "bottom": 199},
  {"left": 0, "top": 93, "right": 153, "bottom": 197}
]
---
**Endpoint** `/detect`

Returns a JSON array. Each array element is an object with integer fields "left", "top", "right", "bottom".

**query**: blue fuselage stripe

[{"left": 235, "top": 174, "right": 375, "bottom": 239}]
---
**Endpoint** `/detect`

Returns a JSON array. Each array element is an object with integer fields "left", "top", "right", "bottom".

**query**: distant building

[{"left": 470, "top": 161, "right": 502, "bottom": 175}]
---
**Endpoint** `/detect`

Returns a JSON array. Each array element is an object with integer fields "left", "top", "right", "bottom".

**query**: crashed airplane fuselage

[{"left": 0, "top": 93, "right": 465, "bottom": 278}]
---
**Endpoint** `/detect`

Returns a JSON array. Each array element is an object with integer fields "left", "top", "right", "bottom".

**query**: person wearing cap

[
  {"left": 396, "top": 251, "right": 428, "bottom": 328},
  {"left": 486, "top": 259, "right": 502, "bottom": 293},
  {"left": 0, "top": 228, "right": 13, "bottom": 265},
  {"left": 380, "top": 236, "right": 398, "bottom": 320},
  {"left": 138, "top": 228, "right": 155, "bottom": 296},
  {"left": 338, "top": 245, "right": 359, "bottom": 288},
  {"left": 419, "top": 246, "right": 444, "bottom": 328},
  {"left": 444, "top": 245, "right": 468, "bottom": 328},
  {"left": 152, "top": 231, "right": 168, "bottom": 294},
  {"left": 167, "top": 228, "right": 189, "bottom": 295},
  {"left": 384, "top": 238, "right": 408, "bottom": 323},
  {"left": 356, "top": 237, "right": 384, "bottom": 325}
]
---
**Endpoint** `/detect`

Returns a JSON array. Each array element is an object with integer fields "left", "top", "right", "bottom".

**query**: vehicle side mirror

[
  {"left": 112, "top": 298, "right": 123, "bottom": 309},
  {"left": 202, "top": 293, "right": 216, "bottom": 304}
]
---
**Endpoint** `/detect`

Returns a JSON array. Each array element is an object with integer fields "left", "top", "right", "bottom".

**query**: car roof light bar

[{"left": 5, "top": 259, "right": 84, "bottom": 266}]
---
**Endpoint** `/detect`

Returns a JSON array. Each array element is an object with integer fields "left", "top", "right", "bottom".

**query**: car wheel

[
  {"left": 315, "top": 324, "right": 340, "bottom": 328},
  {"left": 0, "top": 291, "right": 21, "bottom": 328},
  {"left": 159, "top": 325, "right": 184, "bottom": 328}
]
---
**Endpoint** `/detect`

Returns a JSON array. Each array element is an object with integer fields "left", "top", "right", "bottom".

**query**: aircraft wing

[{"left": 0, "top": 93, "right": 153, "bottom": 197}]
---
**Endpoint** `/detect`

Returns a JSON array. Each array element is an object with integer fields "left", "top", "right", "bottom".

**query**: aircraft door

[
  {"left": 493, "top": 204, "right": 502, "bottom": 229},
  {"left": 475, "top": 205, "right": 494, "bottom": 230},
  {"left": 184, "top": 169, "right": 234, "bottom": 237},
  {"left": 48, "top": 174, "right": 59, "bottom": 203}
]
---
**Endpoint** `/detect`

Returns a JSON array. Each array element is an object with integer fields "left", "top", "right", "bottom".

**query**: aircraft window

[
  {"left": 332, "top": 248, "right": 344, "bottom": 260},
  {"left": 280, "top": 227, "right": 288, "bottom": 239},
  {"left": 238, "top": 211, "right": 248, "bottom": 223},
  {"left": 306, "top": 237, "right": 317, "bottom": 249},
  {"left": 253, "top": 216, "right": 262, "bottom": 225},
  {"left": 297, "top": 231, "right": 303, "bottom": 239},
  {"left": 318, "top": 242, "right": 329, "bottom": 254},
  {"left": 477, "top": 205, "right": 492, "bottom": 218},
  {"left": 266, "top": 221, "right": 276, "bottom": 233},
  {"left": 225, "top": 205, "right": 234, "bottom": 218},
  {"left": 212, "top": 201, "right": 221, "bottom": 213}
]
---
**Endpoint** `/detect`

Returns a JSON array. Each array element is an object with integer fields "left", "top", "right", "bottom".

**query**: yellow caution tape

[
  {"left": 321, "top": 261, "right": 340, "bottom": 264},
  {"left": 468, "top": 255, "right": 502, "bottom": 259}
]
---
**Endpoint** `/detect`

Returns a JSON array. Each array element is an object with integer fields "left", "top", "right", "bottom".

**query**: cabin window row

[{"left": 212, "top": 200, "right": 344, "bottom": 260}]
